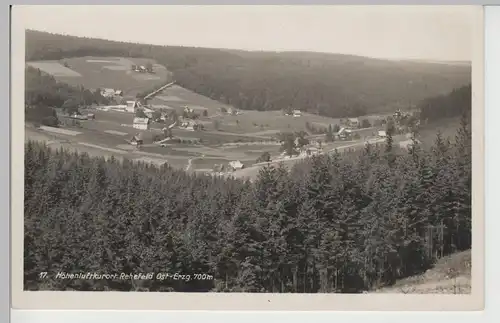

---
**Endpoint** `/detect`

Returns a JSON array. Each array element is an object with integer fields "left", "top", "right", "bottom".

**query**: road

[{"left": 229, "top": 137, "right": 389, "bottom": 180}]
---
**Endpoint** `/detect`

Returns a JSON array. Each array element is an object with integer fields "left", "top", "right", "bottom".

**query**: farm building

[
  {"left": 347, "top": 118, "right": 360, "bottom": 128},
  {"left": 184, "top": 106, "right": 194, "bottom": 114},
  {"left": 300, "top": 146, "right": 321, "bottom": 157},
  {"left": 337, "top": 127, "right": 353, "bottom": 140},
  {"left": 104, "top": 104, "right": 128, "bottom": 112},
  {"left": 142, "top": 107, "right": 154, "bottom": 118},
  {"left": 126, "top": 101, "right": 138, "bottom": 113},
  {"left": 213, "top": 164, "right": 226, "bottom": 173},
  {"left": 399, "top": 139, "right": 421, "bottom": 150},
  {"left": 133, "top": 117, "right": 150, "bottom": 130},
  {"left": 228, "top": 160, "right": 244, "bottom": 171},
  {"left": 225, "top": 107, "right": 241, "bottom": 115},
  {"left": 101, "top": 88, "right": 118, "bottom": 98},
  {"left": 129, "top": 132, "right": 144, "bottom": 146}
]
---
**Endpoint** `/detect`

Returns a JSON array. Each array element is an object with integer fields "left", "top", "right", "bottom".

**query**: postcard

[{"left": 11, "top": 4, "right": 484, "bottom": 311}]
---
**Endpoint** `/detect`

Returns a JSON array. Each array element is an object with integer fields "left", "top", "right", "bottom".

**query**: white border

[{"left": 11, "top": 5, "right": 485, "bottom": 312}]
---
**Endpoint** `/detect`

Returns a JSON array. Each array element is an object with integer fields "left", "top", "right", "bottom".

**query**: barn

[{"left": 133, "top": 117, "right": 150, "bottom": 130}]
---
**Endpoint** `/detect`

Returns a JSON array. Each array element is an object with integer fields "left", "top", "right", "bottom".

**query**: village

[
  {"left": 48, "top": 81, "right": 421, "bottom": 178},
  {"left": 26, "top": 55, "right": 423, "bottom": 180}
]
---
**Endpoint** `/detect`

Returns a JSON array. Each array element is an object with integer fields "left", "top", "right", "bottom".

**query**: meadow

[{"left": 27, "top": 56, "right": 170, "bottom": 97}]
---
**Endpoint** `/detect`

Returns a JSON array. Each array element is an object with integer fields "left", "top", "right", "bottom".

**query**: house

[
  {"left": 101, "top": 88, "right": 116, "bottom": 98},
  {"left": 399, "top": 139, "right": 421, "bottom": 150},
  {"left": 378, "top": 130, "right": 387, "bottom": 138},
  {"left": 130, "top": 133, "right": 144, "bottom": 146},
  {"left": 184, "top": 106, "right": 195, "bottom": 115},
  {"left": 347, "top": 118, "right": 360, "bottom": 128},
  {"left": 228, "top": 160, "right": 245, "bottom": 171},
  {"left": 126, "top": 101, "right": 138, "bottom": 113},
  {"left": 133, "top": 117, "right": 150, "bottom": 130},
  {"left": 307, "top": 147, "right": 320, "bottom": 156},
  {"left": 115, "top": 90, "right": 123, "bottom": 96},
  {"left": 142, "top": 107, "right": 154, "bottom": 118},
  {"left": 337, "top": 127, "right": 353, "bottom": 140},
  {"left": 213, "top": 164, "right": 226, "bottom": 173},
  {"left": 293, "top": 110, "right": 302, "bottom": 117},
  {"left": 300, "top": 146, "right": 320, "bottom": 157},
  {"left": 225, "top": 107, "right": 239, "bottom": 116}
]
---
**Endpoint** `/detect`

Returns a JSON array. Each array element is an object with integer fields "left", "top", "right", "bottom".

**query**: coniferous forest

[{"left": 24, "top": 114, "right": 471, "bottom": 292}]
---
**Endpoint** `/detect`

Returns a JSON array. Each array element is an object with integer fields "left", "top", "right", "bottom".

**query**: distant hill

[
  {"left": 419, "top": 84, "right": 471, "bottom": 122},
  {"left": 26, "top": 30, "right": 471, "bottom": 118}
]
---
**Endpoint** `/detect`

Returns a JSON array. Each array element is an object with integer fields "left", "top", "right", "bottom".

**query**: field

[
  {"left": 27, "top": 56, "right": 171, "bottom": 98},
  {"left": 28, "top": 104, "right": 405, "bottom": 175},
  {"left": 147, "top": 84, "right": 233, "bottom": 116}
]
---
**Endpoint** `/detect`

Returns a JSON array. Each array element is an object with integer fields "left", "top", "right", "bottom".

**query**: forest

[
  {"left": 25, "top": 66, "right": 110, "bottom": 126},
  {"left": 419, "top": 84, "right": 472, "bottom": 121},
  {"left": 26, "top": 30, "right": 471, "bottom": 118},
  {"left": 24, "top": 113, "right": 471, "bottom": 292}
]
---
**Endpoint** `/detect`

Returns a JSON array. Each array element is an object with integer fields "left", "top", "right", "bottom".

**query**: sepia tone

[{"left": 11, "top": 5, "right": 484, "bottom": 310}]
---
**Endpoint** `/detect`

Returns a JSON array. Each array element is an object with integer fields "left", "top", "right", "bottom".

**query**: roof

[
  {"left": 378, "top": 130, "right": 387, "bottom": 136},
  {"left": 229, "top": 160, "right": 244, "bottom": 168},
  {"left": 132, "top": 132, "right": 143, "bottom": 141},
  {"left": 349, "top": 118, "right": 360, "bottom": 122},
  {"left": 133, "top": 117, "right": 149, "bottom": 125}
]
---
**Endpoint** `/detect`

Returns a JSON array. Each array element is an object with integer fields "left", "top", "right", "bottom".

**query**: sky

[{"left": 17, "top": 5, "right": 477, "bottom": 61}]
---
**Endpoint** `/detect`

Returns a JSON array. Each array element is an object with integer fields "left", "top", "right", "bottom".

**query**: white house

[
  {"left": 130, "top": 133, "right": 144, "bottom": 146},
  {"left": 293, "top": 110, "right": 302, "bottom": 117},
  {"left": 228, "top": 160, "right": 244, "bottom": 171},
  {"left": 337, "top": 127, "right": 353, "bottom": 140},
  {"left": 101, "top": 88, "right": 118, "bottom": 98},
  {"left": 347, "top": 118, "right": 360, "bottom": 128},
  {"left": 133, "top": 117, "right": 150, "bottom": 130},
  {"left": 142, "top": 107, "right": 154, "bottom": 118},
  {"left": 299, "top": 146, "right": 320, "bottom": 157},
  {"left": 126, "top": 101, "right": 138, "bottom": 113},
  {"left": 184, "top": 106, "right": 195, "bottom": 115},
  {"left": 399, "top": 139, "right": 421, "bottom": 150},
  {"left": 378, "top": 130, "right": 387, "bottom": 138}
]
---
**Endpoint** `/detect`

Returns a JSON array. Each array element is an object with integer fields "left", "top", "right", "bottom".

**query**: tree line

[
  {"left": 419, "top": 84, "right": 472, "bottom": 122},
  {"left": 26, "top": 30, "right": 471, "bottom": 119},
  {"left": 25, "top": 66, "right": 111, "bottom": 126},
  {"left": 24, "top": 114, "right": 471, "bottom": 292}
]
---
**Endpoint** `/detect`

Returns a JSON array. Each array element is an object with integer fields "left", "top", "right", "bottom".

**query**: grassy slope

[
  {"left": 373, "top": 250, "right": 472, "bottom": 294},
  {"left": 26, "top": 56, "right": 170, "bottom": 98},
  {"left": 29, "top": 55, "right": 347, "bottom": 136}
]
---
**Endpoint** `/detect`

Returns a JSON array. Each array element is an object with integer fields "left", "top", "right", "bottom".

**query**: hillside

[
  {"left": 374, "top": 250, "right": 471, "bottom": 294},
  {"left": 26, "top": 30, "right": 471, "bottom": 118},
  {"left": 27, "top": 56, "right": 171, "bottom": 98}
]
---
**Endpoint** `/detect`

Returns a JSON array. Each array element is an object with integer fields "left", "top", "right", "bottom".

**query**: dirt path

[{"left": 185, "top": 158, "right": 194, "bottom": 171}]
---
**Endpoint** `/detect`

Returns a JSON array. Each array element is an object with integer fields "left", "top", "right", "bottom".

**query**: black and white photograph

[{"left": 11, "top": 4, "right": 484, "bottom": 310}]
